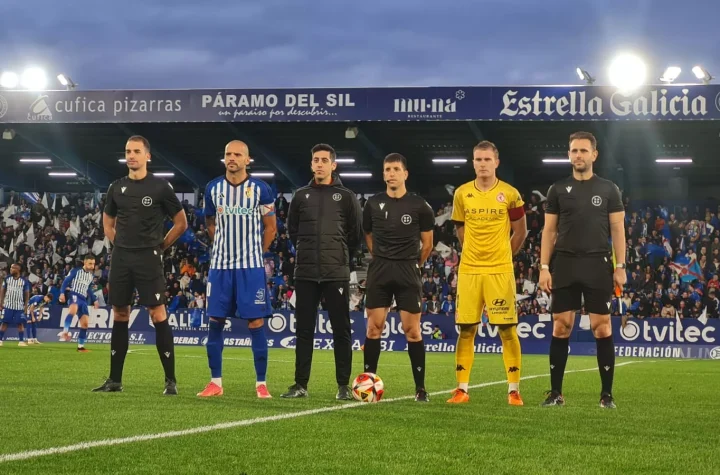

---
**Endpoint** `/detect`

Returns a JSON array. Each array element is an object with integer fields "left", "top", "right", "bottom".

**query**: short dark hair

[
  {"left": 473, "top": 140, "right": 499, "bottom": 159},
  {"left": 83, "top": 254, "right": 95, "bottom": 262},
  {"left": 569, "top": 131, "right": 597, "bottom": 150},
  {"left": 384, "top": 153, "right": 407, "bottom": 170},
  {"left": 127, "top": 135, "right": 151, "bottom": 153},
  {"left": 311, "top": 143, "right": 336, "bottom": 161}
]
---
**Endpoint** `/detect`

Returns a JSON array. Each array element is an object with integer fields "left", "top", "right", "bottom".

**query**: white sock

[
  {"left": 211, "top": 377, "right": 222, "bottom": 387},
  {"left": 458, "top": 383, "right": 469, "bottom": 391},
  {"left": 508, "top": 382, "right": 519, "bottom": 393},
  {"left": 256, "top": 381, "right": 266, "bottom": 388}
]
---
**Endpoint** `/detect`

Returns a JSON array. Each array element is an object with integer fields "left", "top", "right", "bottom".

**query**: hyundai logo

[{"left": 492, "top": 299, "right": 506, "bottom": 306}]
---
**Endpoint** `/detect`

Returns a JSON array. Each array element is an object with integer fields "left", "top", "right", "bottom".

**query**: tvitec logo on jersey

[{"left": 392, "top": 90, "right": 465, "bottom": 119}]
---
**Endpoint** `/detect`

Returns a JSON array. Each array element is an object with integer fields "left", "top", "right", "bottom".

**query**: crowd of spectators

[{"left": 1, "top": 188, "right": 718, "bottom": 321}]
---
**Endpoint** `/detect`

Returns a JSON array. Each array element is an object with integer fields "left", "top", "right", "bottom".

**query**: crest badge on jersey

[
  {"left": 217, "top": 206, "right": 225, "bottom": 214},
  {"left": 591, "top": 195, "right": 602, "bottom": 206},
  {"left": 333, "top": 193, "right": 342, "bottom": 201},
  {"left": 496, "top": 192, "right": 505, "bottom": 203},
  {"left": 245, "top": 187, "right": 253, "bottom": 198},
  {"left": 142, "top": 196, "right": 152, "bottom": 207}
]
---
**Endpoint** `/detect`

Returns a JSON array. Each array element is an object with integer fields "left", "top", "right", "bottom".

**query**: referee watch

[{"left": 615, "top": 263, "right": 626, "bottom": 269}]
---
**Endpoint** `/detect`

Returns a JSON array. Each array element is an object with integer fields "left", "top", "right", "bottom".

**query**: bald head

[
  {"left": 226, "top": 140, "right": 249, "bottom": 154},
  {"left": 224, "top": 140, "right": 250, "bottom": 175}
]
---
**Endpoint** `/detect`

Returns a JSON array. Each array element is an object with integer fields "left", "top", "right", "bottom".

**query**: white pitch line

[{"left": 0, "top": 361, "right": 642, "bottom": 464}]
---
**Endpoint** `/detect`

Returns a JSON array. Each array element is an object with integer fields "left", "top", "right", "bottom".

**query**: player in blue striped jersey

[
  {"left": 197, "top": 140, "right": 278, "bottom": 399},
  {"left": 59, "top": 255, "right": 100, "bottom": 352},
  {"left": 0, "top": 263, "right": 31, "bottom": 347},
  {"left": 26, "top": 292, "right": 53, "bottom": 344}
]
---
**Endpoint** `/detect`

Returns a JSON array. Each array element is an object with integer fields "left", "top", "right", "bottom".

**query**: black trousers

[{"left": 293, "top": 279, "right": 352, "bottom": 387}]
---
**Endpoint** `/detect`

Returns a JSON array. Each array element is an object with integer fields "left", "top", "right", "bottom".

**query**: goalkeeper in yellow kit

[{"left": 447, "top": 141, "right": 528, "bottom": 406}]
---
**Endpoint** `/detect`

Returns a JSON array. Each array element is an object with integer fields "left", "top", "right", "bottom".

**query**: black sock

[
  {"left": 154, "top": 320, "right": 176, "bottom": 383},
  {"left": 109, "top": 321, "right": 129, "bottom": 383},
  {"left": 363, "top": 337, "right": 381, "bottom": 374},
  {"left": 407, "top": 340, "right": 426, "bottom": 390},
  {"left": 596, "top": 335, "right": 615, "bottom": 395},
  {"left": 549, "top": 336, "right": 569, "bottom": 393}
]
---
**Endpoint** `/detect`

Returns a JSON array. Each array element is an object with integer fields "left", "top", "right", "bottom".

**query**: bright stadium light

[
  {"left": 153, "top": 172, "right": 175, "bottom": 177},
  {"left": 57, "top": 74, "right": 77, "bottom": 90},
  {"left": 48, "top": 171, "right": 77, "bottom": 177},
  {"left": 251, "top": 172, "right": 275, "bottom": 177},
  {"left": 576, "top": 68, "right": 595, "bottom": 85},
  {"left": 692, "top": 66, "right": 713, "bottom": 84},
  {"left": 432, "top": 158, "right": 467, "bottom": 164},
  {"left": 339, "top": 172, "right": 372, "bottom": 178},
  {"left": 19, "top": 157, "right": 52, "bottom": 163},
  {"left": 0, "top": 71, "right": 19, "bottom": 88},
  {"left": 660, "top": 66, "right": 682, "bottom": 83},
  {"left": 20, "top": 67, "right": 48, "bottom": 90},
  {"left": 608, "top": 54, "right": 647, "bottom": 92},
  {"left": 656, "top": 158, "right": 693, "bottom": 164},
  {"left": 335, "top": 158, "right": 355, "bottom": 163},
  {"left": 220, "top": 158, "right": 254, "bottom": 163},
  {"left": 542, "top": 158, "right": 570, "bottom": 164}
]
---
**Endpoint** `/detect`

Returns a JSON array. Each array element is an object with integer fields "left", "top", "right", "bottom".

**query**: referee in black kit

[
  {"left": 281, "top": 143, "right": 363, "bottom": 400},
  {"left": 93, "top": 135, "right": 188, "bottom": 395},
  {"left": 538, "top": 131, "right": 626, "bottom": 409},
  {"left": 362, "top": 153, "right": 434, "bottom": 402}
]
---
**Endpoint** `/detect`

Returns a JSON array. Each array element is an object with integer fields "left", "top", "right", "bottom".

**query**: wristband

[{"left": 541, "top": 264, "right": 549, "bottom": 270}]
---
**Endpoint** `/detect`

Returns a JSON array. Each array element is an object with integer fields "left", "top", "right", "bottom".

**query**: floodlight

[
  {"left": 692, "top": 66, "right": 712, "bottom": 84},
  {"left": 576, "top": 68, "right": 595, "bottom": 85},
  {"left": 0, "top": 71, "right": 19, "bottom": 88},
  {"left": 20, "top": 67, "right": 48, "bottom": 90},
  {"left": 339, "top": 172, "right": 372, "bottom": 178},
  {"left": 660, "top": 67, "right": 681, "bottom": 83},
  {"left": 608, "top": 54, "right": 647, "bottom": 92}
]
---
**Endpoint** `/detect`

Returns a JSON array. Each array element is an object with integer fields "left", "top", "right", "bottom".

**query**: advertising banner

[
  {"left": 16, "top": 306, "right": 719, "bottom": 360},
  {"left": 1, "top": 85, "right": 719, "bottom": 123}
]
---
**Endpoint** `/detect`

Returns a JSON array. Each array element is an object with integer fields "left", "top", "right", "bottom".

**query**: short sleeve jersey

[
  {"left": 204, "top": 175, "right": 274, "bottom": 270},
  {"left": 104, "top": 175, "right": 184, "bottom": 249},
  {"left": 451, "top": 179, "right": 525, "bottom": 275},
  {"left": 362, "top": 192, "right": 435, "bottom": 260},
  {"left": 545, "top": 174, "right": 624, "bottom": 256}
]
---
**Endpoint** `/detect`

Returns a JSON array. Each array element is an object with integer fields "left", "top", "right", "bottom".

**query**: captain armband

[
  {"left": 508, "top": 206, "right": 525, "bottom": 221},
  {"left": 260, "top": 203, "right": 276, "bottom": 216}
]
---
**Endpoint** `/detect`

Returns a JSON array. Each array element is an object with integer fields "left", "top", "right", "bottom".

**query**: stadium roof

[{"left": 1, "top": 84, "right": 719, "bottom": 198}]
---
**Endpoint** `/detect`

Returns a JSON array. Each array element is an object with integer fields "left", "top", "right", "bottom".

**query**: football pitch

[{"left": 1, "top": 343, "right": 718, "bottom": 474}]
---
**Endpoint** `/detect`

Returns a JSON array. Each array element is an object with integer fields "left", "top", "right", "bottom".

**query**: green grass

[{"left": 0, "top": 343, "right": 718, "bottom": 474}]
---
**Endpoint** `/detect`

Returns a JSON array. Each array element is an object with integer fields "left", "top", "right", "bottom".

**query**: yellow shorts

[{"left": 456, "top": 272, "right": 517, "bottom": 325}]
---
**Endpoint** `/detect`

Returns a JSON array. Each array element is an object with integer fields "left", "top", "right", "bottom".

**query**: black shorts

[
  {"left": 550, "top": 253, "right": 614, "bottom": 315},
  {"left": 109, "top": 246, "right": 166, "bottom": 307},
  {"left": 365, "top": 257, "right": 422, "bottom": 314}
]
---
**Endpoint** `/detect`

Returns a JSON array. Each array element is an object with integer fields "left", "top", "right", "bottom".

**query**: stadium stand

[{"left": 2, "top": 187, "right": 718, "bottom": 325}]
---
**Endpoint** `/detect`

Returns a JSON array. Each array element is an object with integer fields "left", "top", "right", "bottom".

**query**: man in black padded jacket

[{"left": 281, "top": 143, "right": 363, "bottom": 400}]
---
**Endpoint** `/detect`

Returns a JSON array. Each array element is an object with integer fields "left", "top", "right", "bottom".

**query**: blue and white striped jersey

[
  {"left": 61, "top": 267, "right": 95, "bottom": 301},
  {"left": 2, "top": 276, "right": 30, "bottom": 311},
  {"left": 204, "top": 175, "right": 274, "bottom": 270},
  {"left": 28, "top": 294, "right": 45, "bottom": 316}
]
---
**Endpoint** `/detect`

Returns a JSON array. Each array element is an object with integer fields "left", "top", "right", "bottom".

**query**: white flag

[
  {"left": 41, "top": 193, "right": 49, "bottom": 209},
  {"left": 2, "top": 205, "right": 16, "bottom": 219},
  {"left": 28, "top": 273, "right": 40, "bottom": 284},
  {"left": 53, "top": 217, "right": 60, "bottom": 231},
  {"left": 675, "top": 309, "right": 684, "bottom": 330},
  {"left": 62, "top": 196, "right": 70, "bottom": 207},
  {"left": 289, "top": 290, "right": 296, "bottom": 308},
  {"left": 92, "top": 239, "right": 105, "bottom": 255},
  {"left": 52, "top": 194, "right": 57, "bottom": 211},
  {"left": 52, "top": 252, "right": 63, "bottom": 265},
  {"left": 698, "top": 307, "right": 708, "bottom": 325},
  {"left": 38, "top": 216, "right": 46, "bottom": 228}
]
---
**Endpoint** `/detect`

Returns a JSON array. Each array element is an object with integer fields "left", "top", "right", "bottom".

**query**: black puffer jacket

[{"left": 287, "top": 174, "right": 363, "bottom": 282}]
